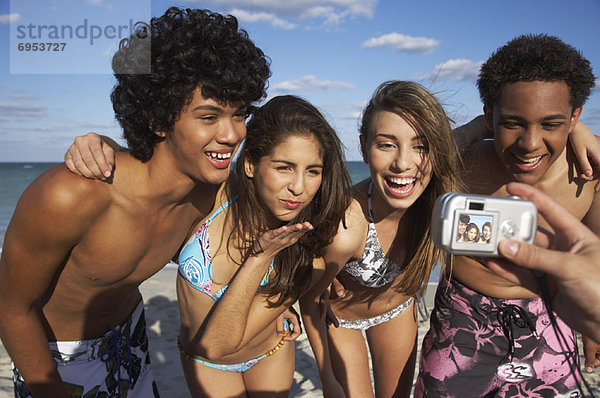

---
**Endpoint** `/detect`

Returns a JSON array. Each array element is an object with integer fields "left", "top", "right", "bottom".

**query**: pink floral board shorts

[{"left": 415, "top": 272, "right": 582, "bottom": 397}]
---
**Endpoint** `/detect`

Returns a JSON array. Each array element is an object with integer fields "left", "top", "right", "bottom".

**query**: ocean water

[
  {"left": 0, "top": 161, "right": 439, "bottom": 282},
  {"left": 0, "top": 162, "right": 59, "bottom": 247},
  {"left": 0, "top": 161, "right": 370, "bottom": 248}
]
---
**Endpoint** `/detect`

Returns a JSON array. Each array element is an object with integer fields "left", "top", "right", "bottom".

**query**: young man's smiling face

[
  {"left": 485, "top": 80, "right": 581, "bottom": 185},
  {"left": 163, "top": 88, "right": 248, "bottom": 185}
]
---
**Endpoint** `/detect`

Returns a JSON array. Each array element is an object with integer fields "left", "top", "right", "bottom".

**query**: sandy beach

[{"left": 1, "top": 266, "right": 597, "bottom": 397}]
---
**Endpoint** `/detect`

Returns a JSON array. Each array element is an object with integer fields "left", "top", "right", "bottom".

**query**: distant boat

[{"left": 23, "top": 165, "right": 33, "bottom": 169}]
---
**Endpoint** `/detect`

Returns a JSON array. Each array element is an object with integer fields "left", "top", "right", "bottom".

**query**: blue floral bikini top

[
  {"left": 178, "top": 199, "right": 274, "bottom": 301},
  {"left": 342, "top": 181, "right": 402, "bottom": 288}
]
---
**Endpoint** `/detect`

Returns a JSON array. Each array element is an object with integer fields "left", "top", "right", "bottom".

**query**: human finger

[
  {"left": 64, "top": 149, "right": 95, "bottom": 178},
  {"left": 330, "top": 277, "right": 345, "bottom": 299},
  {"left": 95, "top": 141, "right": 115, "bottom": 178},
  {"left": 283, "top": 318, "right": 302, "bottom": 341},
  {"left": 71, "top": 134, "right": 108, "bottom": 180},
  {"left": 283, "top": 307, "right": 302, "bottom": 339},
  {"left": 583, "top": 337, "right": 600, "bottom": 373},
  {"left": 325, "top": 305, "right": 340, "bottom": 328},
  {"left": 496, "top": 239, "right": 570, "bottom": 279},
  {"left": 573, "top": 148, "right": 593, "bottom": 180}
]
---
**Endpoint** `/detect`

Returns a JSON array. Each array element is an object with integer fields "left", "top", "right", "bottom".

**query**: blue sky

[{"left": 1, "top": 0, "right": 599, "bottom": 162}]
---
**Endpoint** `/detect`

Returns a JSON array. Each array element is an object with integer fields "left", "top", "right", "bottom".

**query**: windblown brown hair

[
  {"left": 226, "top": 95, "right": 352, "bottom": 307},
  {"left": 359, "top": 81, "right": 464, "bottom": 297}
]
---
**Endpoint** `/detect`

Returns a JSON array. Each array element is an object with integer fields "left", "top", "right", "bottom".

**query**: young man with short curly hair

[
  {"left": 416, "top": 34, "right": 599, "bottom": 397},
  {"left": 0, "top": 7, "right": 270, "bottom": 398}
]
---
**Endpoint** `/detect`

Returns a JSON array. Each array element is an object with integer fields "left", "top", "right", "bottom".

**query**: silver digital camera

[{"left": 431, "top": 193, "right": 537, "bottom": 257}]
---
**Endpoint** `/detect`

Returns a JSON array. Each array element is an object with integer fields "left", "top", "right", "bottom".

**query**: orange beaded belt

[{"left": 177, "top": 334, "right": 288, "bottom": 372}]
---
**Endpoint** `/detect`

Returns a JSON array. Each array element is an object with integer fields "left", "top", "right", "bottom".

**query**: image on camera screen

[{"left": 455, "top": 213, "right": 494, "bottom": 244}]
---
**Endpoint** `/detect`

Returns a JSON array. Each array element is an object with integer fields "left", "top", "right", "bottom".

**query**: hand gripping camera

[{"left": 431, "top": 193, "right": 537, "bottom": 257}]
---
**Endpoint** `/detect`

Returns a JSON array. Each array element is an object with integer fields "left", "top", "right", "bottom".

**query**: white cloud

[
  {"left": 362, "top": 32, "right": 439, "bottom": 54},
  {"left": 594, "top": 79, "right": 600, "bottom": 91},
  {"left": 0, "top": 13, "right": 20, "bottom": 24},
  {"left": 301, "top": 6, "right": 334, "bottom": 19},
  {"left": 229, "top": 9, "right": 296, "bottom": 29},
  {"left": 322, "top": 101, "right": 365, "bottom": 120},
  {"left": 419, "top": 59, "right": 483, "bottom": 82},
  {"left": 297, "top": 5, "right": 347, "bottom": 25},
  {"left": 0, "top": 102, "right": 45, "bottom": 117},
  {"left": 270, "top": 75, "right": 356, "bottom": 93},
  {"left": 182, "top": 0, "right": 376, "bottom": 27},
  {"left": 341, "top": 110, "right": 362, "bottom": 120}
]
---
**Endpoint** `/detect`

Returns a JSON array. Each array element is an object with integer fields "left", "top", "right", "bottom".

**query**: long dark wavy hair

[
  {"left": 226, "top": 95, "right": 352, "bottom": 306},
  {"left": 359, "top": 81, "right": 465, "bottom": 297},
  {"left": 110, "top": 7, "right": 271, "bottom": 161}
]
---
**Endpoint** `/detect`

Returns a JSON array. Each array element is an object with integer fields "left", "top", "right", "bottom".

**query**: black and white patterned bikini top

[{"left": 342, "top": 181, "right": 402, "bottom": 288}]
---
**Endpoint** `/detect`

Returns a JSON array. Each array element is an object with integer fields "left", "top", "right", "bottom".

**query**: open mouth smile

[
  {"left": 206, "top": 151, "right": 233, "bottom": 169},
  {"left": 511, "top": 153, "right": 545, "bottom": 171},
  {"left": 384, "top": 176, "right": 417, "bottom": 198}
]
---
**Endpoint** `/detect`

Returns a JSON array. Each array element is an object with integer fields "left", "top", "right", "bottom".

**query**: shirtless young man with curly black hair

[
  {"left": 0, "top": 7, "right": 270, "bottom": 398},
  {"left": 416, "top": 34, "right": 599, "bottom": 397}
]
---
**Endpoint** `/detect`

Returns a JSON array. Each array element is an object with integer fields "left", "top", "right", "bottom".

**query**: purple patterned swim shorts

[{"left": 415, "top": 272, "right": 582, "bottom": 397}]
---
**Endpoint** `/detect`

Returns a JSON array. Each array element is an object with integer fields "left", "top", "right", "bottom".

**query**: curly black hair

[
  {"left": 477, "top": 34, "right": 595, "bottom": 111},
  {"left": 110, "top": 7, "right": 271, "bottom": 161}
]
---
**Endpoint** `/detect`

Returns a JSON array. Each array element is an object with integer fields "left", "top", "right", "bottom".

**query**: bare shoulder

[
  {"left": 24, "top": 164, "right": 110, "bottom": 213},
  {"left": 324, "top": 198, "right": 367, "bottom": 266},
  {"left": 534, "top": 177, "right": 598, "bottom": 235},
  {"left": 13, "top": 164, "right": 112, "bottom": 238},
  {"left": 1, "top": 165, "right": 114, "bottom": 297},
  {"left": 536, "top": 149, "right": 597, "bottom": 224},
  {"left": 582, "top": 186, "right": 600, "bottom": 234},
  {"left": 299, "top": 202, "right": 367, "bottom": 301}
]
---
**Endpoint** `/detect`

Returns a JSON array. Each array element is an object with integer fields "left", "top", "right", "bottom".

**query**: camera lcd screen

[{"left": 454, "top": 213, "right": 495, "bottom": 245}]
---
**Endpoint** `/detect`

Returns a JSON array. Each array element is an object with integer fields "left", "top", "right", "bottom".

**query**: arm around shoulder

[
  {"left": 65, "top": 133, "right": 125, "bottom": 180},
  {"left": 568, "top": 122, "right": 600, "bottom": 185},
  {"left": 453, "top": 115, "right": 493, "bottom": 152}
]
